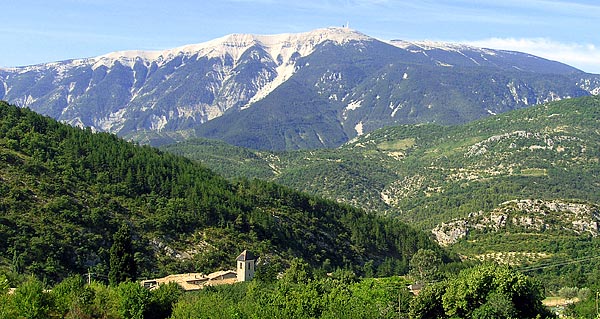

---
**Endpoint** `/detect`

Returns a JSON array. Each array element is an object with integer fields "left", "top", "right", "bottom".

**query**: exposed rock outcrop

[{"left": 432, "top": 199, "right": 599, "bottom": 246}]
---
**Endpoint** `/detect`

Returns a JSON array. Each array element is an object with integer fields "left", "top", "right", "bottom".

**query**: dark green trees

[
  {"left": 109, "top": 224, "right": 136, "bottom": 285},
  {"left": 409, "top": 263, "right": 554, "bottom": 319},
  {"left": 409, "top": 248, "right": 442, "bottom": 283},
  {"left": 0, "top": 101, "right": 447, "bottom": 283}
]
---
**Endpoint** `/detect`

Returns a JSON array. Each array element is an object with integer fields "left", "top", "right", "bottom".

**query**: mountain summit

[{"left": 1, "top": 27, "right": 599, "bottom": 150}]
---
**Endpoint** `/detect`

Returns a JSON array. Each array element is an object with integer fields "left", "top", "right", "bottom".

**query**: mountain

[
  {"left": 2, "top": 27, "right": 599, "bottom": 150},
  {"left": 161, "top": 95, "right": 600, "bottom": 286},
  {"left": 0, "top": 101, "right": 449, "bottom": 283}
]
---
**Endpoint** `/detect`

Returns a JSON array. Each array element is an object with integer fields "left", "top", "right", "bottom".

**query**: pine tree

[{"left": 109, "top": 224, "right": 136, "bottom": 285}]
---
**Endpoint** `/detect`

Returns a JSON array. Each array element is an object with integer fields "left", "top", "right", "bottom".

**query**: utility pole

[
  {"left": 398, "top": 286, "right": 408, "bottom": 319},
  {"left": 593, "top": 290, "right": 599, "bottom": 318},
  {"left": 399, "top": 289, "right": 401, "bottom": 319}
]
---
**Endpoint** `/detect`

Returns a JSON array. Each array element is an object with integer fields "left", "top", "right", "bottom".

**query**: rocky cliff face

[{"left": 432, "top": 199, "right": 599, "bottom": 246}]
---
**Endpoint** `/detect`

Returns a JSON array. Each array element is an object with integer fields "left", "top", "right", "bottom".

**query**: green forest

[
  {"left": 0, "top": 100, "right": 454, "bottom": 282},
  {"left": 163, "top": 96, "right": 600, "bottom": 285},
  {"left": 162, "top": 96, "right": 600, "bottom": 226}
]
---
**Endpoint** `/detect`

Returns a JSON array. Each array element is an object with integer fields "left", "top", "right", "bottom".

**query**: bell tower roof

[{"left": 236, "top": 250, "right": 255, "bottom": 262}]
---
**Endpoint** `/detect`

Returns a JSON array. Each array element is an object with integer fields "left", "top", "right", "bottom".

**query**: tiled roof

[
  {"left": 140, "top": 270, "right": 238, "bottom": 291},
  {"left": 207, "top": 270, "right": 237, "bottom": 279}
]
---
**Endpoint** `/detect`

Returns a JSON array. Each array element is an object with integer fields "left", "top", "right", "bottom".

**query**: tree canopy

[
  {"left": 410, "top": 263, "right": 554, "bottom": 319},
  {"left": 0, "top": 101, "right": 450, "bottom": 283}
]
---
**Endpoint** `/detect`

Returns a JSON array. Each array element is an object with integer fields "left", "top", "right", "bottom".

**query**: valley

[{"left": 163, "top": 95, "right": 600, "bottom": 291}]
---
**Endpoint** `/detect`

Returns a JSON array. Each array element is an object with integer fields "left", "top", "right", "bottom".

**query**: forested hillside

[
  {"left": 0, "top": 101, "right": 448, "bottom": 284},
  {"left": 163, "top": 96, "right": 600, "bottom": 289},
  {"left": 163, "top": 96, "right": 600, "bottom": 225}
]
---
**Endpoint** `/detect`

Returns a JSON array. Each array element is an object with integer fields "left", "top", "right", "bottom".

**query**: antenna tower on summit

[{"left": 345, "top": 21, "right": 350, "bottom": 29}]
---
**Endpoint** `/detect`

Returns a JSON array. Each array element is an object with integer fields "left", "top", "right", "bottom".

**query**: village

[{"left": 140, "top": 250, "right": 256, "bottom": 291}]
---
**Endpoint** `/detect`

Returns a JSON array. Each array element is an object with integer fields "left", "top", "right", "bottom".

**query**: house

[
  {"left": 408, "top": 283, "right": 424, "bottom": 295},
  {"left": 140, "top": 250, "right": 256, "bottom": 290},
  {"left": 142, "top": 273, "right": 212, "bottom": 291},
  {"left": 140, "top": 270, "right": 240, "bottom": 291},
  {"left": 206, "top": 270, "right": 238, "bottom": 284},
  {"left": 141, "top": 273, "right": 208, "bottom": 291}
]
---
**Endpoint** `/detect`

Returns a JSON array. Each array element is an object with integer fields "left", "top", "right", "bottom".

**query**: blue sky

[{"left": 2, "top": 0, "right": 599, "bottom": 73}]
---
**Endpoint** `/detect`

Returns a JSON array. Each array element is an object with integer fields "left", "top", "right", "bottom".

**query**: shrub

[{"left": 558, "top": 287, "right": 579, "bottom": 299}]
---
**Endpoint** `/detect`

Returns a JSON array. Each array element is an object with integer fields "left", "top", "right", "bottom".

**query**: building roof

[
  {"left": 236, "top": 250, "right": 255, "bottom": 261},
  {"left": 140, "top": 270, "right": 239, "bottom": 291},
  {"left": 140, "top": 273, "right": 207, "bottom": 291},
  {"left": 207, "top": 270, "right": 237, "bottom": 280}
]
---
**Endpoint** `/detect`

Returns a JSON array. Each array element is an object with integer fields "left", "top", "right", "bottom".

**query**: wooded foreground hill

[{"left": 0, "top": 101, "right": 447, "bottom": 283}]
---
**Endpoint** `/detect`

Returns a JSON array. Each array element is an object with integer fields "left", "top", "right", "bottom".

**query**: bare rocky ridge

[{"left": 432, "top": 199, "right": 599, "bottom": 246}]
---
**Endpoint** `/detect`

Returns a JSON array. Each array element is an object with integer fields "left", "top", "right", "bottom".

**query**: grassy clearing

[
  {"left": 543, "top": 296, "right": 577, "bottom": 307},
  {"left": 520, "top": 168, "right": 548, "bottom": 176},
  {"left": 377, "top": 138, "right": 415, "bottom": 151}
]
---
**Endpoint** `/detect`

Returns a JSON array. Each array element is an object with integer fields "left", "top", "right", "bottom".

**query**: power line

[
  {"left": 84, "top": 271, "right": 109, "bottom": 284},
  {"left": 517, "top": 254, "right": 600, "bottom": 273}
]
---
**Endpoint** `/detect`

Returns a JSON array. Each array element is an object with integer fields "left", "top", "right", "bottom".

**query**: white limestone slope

[
  {"left": 7, "top": 28, "right": 369, "bottom": 71},
  {"left": 88, "top": 28, "right": 370, "bottom": 80},
  {"left": 8, "top": 27, "right": 371, "bottom": 109},
  {"left": 0, "top": 27, "right": 375, "bottom": 135},
  {"left": 389, "top": 39, "right": 497, "bottom": 55}
]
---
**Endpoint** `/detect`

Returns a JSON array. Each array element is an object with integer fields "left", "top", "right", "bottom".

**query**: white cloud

[{"left": 463, "top": 38, "right": 600, "bottom": 74}]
